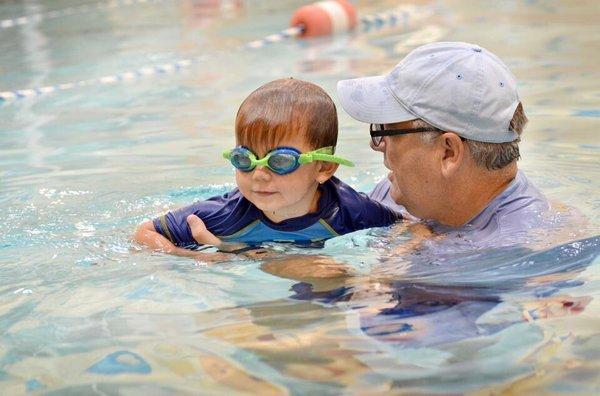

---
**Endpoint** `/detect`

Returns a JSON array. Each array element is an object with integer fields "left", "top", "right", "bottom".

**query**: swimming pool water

[{"left": 1, "top": 0, "right": 599, "bottom": 394}]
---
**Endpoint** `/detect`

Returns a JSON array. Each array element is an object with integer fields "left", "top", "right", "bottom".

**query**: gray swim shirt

[{"left": 369, "top": 170, "right": 551, "bottom": 248}]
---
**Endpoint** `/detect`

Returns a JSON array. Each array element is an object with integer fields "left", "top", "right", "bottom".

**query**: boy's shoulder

[
  {"left": 324, "top": 176, "right": 391, "bottom": 207},
  {"left": 321, "top": 177, "right": 402, "bottom": 231}
]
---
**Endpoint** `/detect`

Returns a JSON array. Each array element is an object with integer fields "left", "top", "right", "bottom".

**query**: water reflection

[
  {"left": 205, "top": 235, "right": 599, "bottom": 390},
  {"left": 288, "top": 236, "right": 598, "bottom": 322}
]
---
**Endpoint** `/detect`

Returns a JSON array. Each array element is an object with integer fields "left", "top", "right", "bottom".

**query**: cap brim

[{"left": 337, "top": 75, "right": 416, "bottom": 124}]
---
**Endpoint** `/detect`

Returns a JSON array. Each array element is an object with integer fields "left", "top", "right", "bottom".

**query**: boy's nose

[{"left": 252, "top": 165, "right": 272, "bottom": 181}]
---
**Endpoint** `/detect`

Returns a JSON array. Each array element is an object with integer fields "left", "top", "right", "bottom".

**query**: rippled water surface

[{"left": 1, "top": 0, "right": 599, "bottom": 394}]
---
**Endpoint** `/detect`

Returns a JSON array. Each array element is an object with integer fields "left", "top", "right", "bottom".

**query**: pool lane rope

[
  {"left": 0, "top": 1, "right": 430, "bottom": 103},
  {"left": 0, "top": 0, "right": 174, "bottom": 29}
]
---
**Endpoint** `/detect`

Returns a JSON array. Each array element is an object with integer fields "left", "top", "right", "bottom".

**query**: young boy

[{"left": 134, "top": 78, "right": 401, "bottom": 256}]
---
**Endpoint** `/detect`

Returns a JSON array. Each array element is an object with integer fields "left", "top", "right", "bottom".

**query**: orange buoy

[{"left": 290, "top": 0, "right": 357, "bottom": 38}]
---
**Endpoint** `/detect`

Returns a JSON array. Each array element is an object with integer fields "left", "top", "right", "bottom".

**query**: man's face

[{"left": 371, "top": 121, "right": 441, "bottom": 219}]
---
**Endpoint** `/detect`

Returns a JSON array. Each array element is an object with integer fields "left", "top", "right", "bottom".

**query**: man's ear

[
  {"left": 316, "top": 161, "right": 339, "bottom": 184},
  {"left": 439, "top": 132, "right": 465, "bottom": 178}
]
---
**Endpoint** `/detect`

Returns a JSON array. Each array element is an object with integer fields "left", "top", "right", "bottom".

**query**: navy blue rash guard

[{"left": 153, "top": 177, "right": 402, "bottom": 247}]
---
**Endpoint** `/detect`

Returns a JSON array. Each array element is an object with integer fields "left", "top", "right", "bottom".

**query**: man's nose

[{"left": 370, "top": 138, "right": 385, "bottom": 152}]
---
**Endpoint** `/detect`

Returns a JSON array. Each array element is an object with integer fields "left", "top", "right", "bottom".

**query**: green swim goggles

[{"left": 222, "top": 146, "right": 354, "bottom": 175}]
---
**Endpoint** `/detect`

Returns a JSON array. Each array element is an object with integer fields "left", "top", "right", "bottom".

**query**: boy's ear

[{"left": 316, "top": 161, "right": 338, "bottom": 184}]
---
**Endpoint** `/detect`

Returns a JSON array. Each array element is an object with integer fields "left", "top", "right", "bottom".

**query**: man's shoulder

[
  {"left": 495, "top": 171, "right": 550, "bottom": 220},
  {"left": 459, "top": 171, "right": 550, "bottom": 244}
]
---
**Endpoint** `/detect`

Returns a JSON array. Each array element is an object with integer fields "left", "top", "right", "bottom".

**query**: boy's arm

[
  {"left": 186, "top": 215, "right": 254, "bottom": 253},
  {"left": 133, "top": 219, "right": 229, "bottom": 260},
  {"left": 134, "top": 215, "right": 248, "bottom": 259}
]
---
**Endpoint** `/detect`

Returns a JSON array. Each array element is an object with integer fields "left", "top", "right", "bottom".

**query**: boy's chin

[{"left": 251, "top": 201, "right": 280, "bottom": 213}]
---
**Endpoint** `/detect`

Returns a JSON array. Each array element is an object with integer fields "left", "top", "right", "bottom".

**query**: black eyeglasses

[{"left": 370, "top": 124, "right": 442, "bottom": 147}]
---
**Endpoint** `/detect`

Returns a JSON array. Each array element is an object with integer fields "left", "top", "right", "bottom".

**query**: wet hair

[
  {"left": 235, "top": 78, "right": 338, "bottom": 155},
  {"left": 420, "top": 102, "right": 528, "bottom": 170}
]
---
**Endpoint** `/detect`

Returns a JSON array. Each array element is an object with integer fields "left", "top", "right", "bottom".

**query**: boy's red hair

[{"left": 235, "top": 78, "right": 338, "bottom": 156}]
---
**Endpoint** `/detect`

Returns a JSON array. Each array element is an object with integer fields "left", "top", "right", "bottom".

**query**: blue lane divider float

[
  {"left": 0, "top": 2, "right": 431, "bottom": 104},
  {"left": 0, "top": 0, "right": 174, "bottom": 29}
]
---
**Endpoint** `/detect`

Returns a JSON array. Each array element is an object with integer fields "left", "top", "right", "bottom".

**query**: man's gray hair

[{"left": 419, "top": 103, "right": 528, "bottom": 170}]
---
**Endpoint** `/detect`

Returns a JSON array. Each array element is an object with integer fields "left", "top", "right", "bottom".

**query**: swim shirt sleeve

[
  {"left": 323, "top": 177, "right": 402, "bottom": 234},
  {"left": 349, "top": 191, "right": 403, "bottom": 229},
  {"left": 152, "top": 189, "right": 250, "bottom": 247}
]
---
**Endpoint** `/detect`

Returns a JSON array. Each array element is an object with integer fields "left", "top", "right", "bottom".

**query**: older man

[{"left": 337, "top": 41, "right": 549, "bottom": 246}]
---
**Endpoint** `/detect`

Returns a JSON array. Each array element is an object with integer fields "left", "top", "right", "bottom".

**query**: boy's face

[{"left": 235, "top": 134, "right": 333, "bottom": 221}]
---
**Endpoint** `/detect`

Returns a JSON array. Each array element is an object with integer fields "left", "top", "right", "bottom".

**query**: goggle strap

[{"left": 299, "top": 152, "right": 354, "bottom": 167}]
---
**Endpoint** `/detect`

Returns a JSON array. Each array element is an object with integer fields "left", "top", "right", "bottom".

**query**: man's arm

[{"left": 261, "top": 255, "right": 353, "bottom": 283}]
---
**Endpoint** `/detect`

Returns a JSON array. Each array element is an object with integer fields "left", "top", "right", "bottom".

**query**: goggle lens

[
  {"left": 267, "top": 153, "right": 298, "bottom": 174},
  {"left": 230, "top": 152, "right": 253, "bottom": 170}
]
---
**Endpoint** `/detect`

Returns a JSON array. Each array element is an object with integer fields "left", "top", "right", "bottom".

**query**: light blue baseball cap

[{"left": 337, "top": 42, "right": 521, "bottom": 143}]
